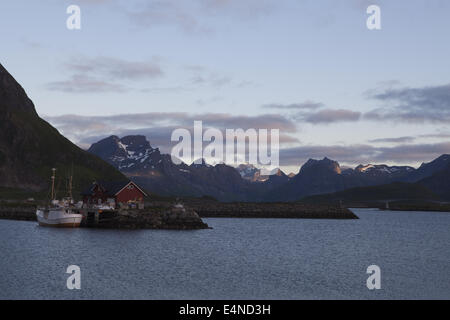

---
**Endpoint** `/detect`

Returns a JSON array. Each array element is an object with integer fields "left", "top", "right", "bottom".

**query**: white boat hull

[{"left": 36, "top": 209, "right": 83, "bottom": 228}]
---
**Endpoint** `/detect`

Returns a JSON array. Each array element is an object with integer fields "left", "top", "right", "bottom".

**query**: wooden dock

[{"left": 77, "top": 209, "right": 119, "bottom": 227}]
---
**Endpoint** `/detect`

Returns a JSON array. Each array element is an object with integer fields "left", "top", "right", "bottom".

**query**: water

[{"left": 0, "top": 209, "right": 449, "bottom": 300}]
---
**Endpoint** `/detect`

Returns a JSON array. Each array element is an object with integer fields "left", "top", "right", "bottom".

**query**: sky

[{"left": 1, "top": 0, "right": 450, "bottom": 173}]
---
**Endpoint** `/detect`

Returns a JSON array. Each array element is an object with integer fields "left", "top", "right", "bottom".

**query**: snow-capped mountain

[
  {"left": 236, "top": 164, "right": 289, "bottom": 182},
  {"left": 354, "top": 164, "right": 414, "bottom": 176},
  {"left": 236, "top": 164, "right": 261, "bottom": 181},
  {"left": 88, "top": 135, "right": 168, "bottom": 173}
]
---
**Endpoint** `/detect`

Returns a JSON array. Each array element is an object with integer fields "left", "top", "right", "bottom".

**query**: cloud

[
  {"left": 263, "top": 101, "right": 361, "bottom": 124},
  {"left": 186, "top": 65, "right": 240, "bottom": 89},
  {"left": 65, "top": 56, "right": 163, "bottom": 80},
  {"left": 267, "top": 83, "right": 450, "bottom": 126},
  {"left": 419, "top": 132, "right": 450, "bottom": 139},
  {"left": 47, "top": 56, "right": 164, "bottom": 93},
  {"left": 368, "top": 136, "right": 416, "bottom": 144},
  {"left": 139, "top": 86, "right": 188, "bottom": 93},
  {"left": 46, "top": 74, "right": 127, "bottom": 93},
  {"left": 191, "top": 73, "right": 232, "bottom": 88},
  {"left": 374, "top": 142, "right": 450, "bottom": 163},
  {"left": 44, "top": 111, "right": 299, "bottom": 151},
  {"left": 127, "top": 1, "right": 206, "bottom": 33},
  {"left": 365, "top": 83, "right": 450, "bottom": 123},
  {"left": 262, "top": 101, "right": 324, "bottom": 110},
  {"left": 48, "top": 56, "right": 241, "bottom": 94},
  {"left": 261, "top": 82, "right": 450, "bottom": 125},
  {"left": 124, "top": 0, "right": 273, "bottom": 33},
  {"left": 301, "top": 109, "right": 361, "bottom": 124},
  {"left": 198, "top": 0, "right": 273, "bottom": 18},
  {"left": 20, "top": 37, "right": 42, "bottom": 49}
]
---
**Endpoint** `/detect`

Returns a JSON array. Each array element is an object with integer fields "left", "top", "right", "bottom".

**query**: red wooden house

[{"left": 81, "top": 180, "right": 148, "bottom": 208}]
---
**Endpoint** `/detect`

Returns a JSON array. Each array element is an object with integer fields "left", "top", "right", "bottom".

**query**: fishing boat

[{"left": 36, "top": 168, "right": 83, "bottom": 228}]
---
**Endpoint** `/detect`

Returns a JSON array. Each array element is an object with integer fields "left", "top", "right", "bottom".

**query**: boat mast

[
  {"left": 68, "top": 175, "right": 73, "bottom": 199},
  {"left": 51, "top": 168, "right": 56, "bottom": 201},
  {"left": 68, "top": 167, "right": 73, "bottom": 200}
]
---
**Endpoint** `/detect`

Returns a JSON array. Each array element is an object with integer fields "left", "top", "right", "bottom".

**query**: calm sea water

[{"left": 0, "top": 209, "right": 449, "bottom": 300}]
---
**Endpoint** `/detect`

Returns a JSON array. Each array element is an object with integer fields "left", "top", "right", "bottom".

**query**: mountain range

[{"left": 88, "top": 135, "right": 450, "bottom": 202}]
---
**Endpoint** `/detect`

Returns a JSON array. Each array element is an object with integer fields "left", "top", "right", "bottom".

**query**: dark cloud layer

[
  {"left": 302, "top": 109, "right": 361, "bottom": 124},
  {"left": 265, "top": 83, "right": 450, "bottom": 125},
  {"left": 46, "top": 56, "right": 163, "bottom": 93},
  {"left": 65, "top": 56, "right": 163, "bottom": 80},
  {"left": 262, "top": 101, "right": 324, "bottom": 110},
  {"left": 46, "top": 74, "right": 128, "bottom": 93},
  {"left": 47, "top": 56, "right": 241, "bottom": 93},
  {"left": 366, "top": 83, "right": 450, "bottom": 123},
  {"left": 368, "top": 136, "right": 416, "bottom": 144},
  {"left": 44, "top": 112, "right": 299, "bottom": 151},
  {"left": 263, "top": 101, "right": 361, "bottom": 124}
]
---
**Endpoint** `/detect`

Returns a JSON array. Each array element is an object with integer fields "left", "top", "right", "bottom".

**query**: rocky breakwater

[
  {"left": 88, "top": 204, "right": 210, "bottom": 230},
  {"left": 184, "top": 199, "right": 358, "bottom": 219},
  {"left": 0, "top": 202, "right": 36, "bottom": 221}
]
